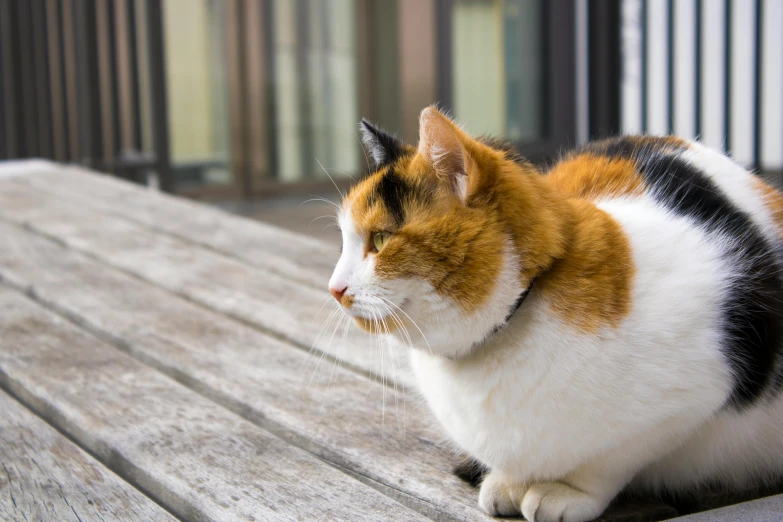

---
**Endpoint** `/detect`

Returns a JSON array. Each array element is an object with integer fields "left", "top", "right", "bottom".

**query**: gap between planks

[
  {"left": 0, "top": 383, "right": 182, "bottom": 522},
  {"left": 0, "top": 285, "right": 430, "bottom": 522},
  {"left": 12, "top": 165, "right": 334, "bottom": 289},
  {"left": 2, "top": 277, "right": 445, "bottom": 519},
  {"left": 0, "top": 222, "right": 493, "bottom": 522},
  {"left": 0, "top": 169, "right": 680, "bottom": 521},
  {"left": 0, "top": 179, "right": 413, "bottom": 392},
  {"left": 0, "top": 215, "right": 678, "bottom": 522}
]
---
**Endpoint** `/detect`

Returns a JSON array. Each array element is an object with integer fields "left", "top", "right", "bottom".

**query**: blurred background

[{"left": 0, "top": 0, "right": 781, "bottom": 244}]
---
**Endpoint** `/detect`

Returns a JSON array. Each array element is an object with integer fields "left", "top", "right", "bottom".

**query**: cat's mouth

[
  {"left": 352, "top": 298, "right": 409, "bottom": 334},
  {"left": 354, "top": 316, "right": 399, "bottom": 334}
]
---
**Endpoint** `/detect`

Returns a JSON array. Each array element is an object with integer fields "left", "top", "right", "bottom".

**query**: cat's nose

[{"left": 330, "top": 285, "right": 347, "bottom": 303}]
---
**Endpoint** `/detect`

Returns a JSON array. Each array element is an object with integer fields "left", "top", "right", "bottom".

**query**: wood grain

[
  {"left": 17, "top": 162, "right": 335, "bottom": 288},
  {"left": 0, "top": 178, "right": 412, "bottom": 390},
  {"left": 0, "top": 287, "right": 428, "bottom": 522},
  {"left": 0, "top": 220, "right": 489, "bottom": 521},
  {"left": 0, "top": 214, "right": 677, "bottom": 521},
  {"left": 0, "top": 389, "right": 177, "bottom": 522}
]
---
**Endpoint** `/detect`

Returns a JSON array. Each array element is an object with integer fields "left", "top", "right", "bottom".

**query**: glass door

[{"left": 437, "top": 0, "right": 576, "bottom": 164}]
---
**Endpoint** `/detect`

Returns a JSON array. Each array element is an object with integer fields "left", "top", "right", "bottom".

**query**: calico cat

[{"left": 328, "top": 106, "right": 783, "bottom": 521}]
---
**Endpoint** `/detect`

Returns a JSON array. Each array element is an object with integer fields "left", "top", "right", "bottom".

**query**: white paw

[
  {"left": 478, "top": 472, "right": 527, "bottom": 517},
  {"left": 521, "top": 482, "right": 606, "bottom": 522}
]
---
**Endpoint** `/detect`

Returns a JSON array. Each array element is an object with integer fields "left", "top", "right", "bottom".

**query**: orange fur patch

[
  {"left": 751, "top": 177, "right": 783, "bottom": 240},
  {"left": 355, "top": 316, "right": 398, "bottom": 334},
  {"left": 536, "top": 198, "right": 635, "bottom": 332},
  {"left": 547, "top": 154, "right": 645, "bottom": 200},
  {"left": 346, "top": 106, "right": 637, "bottom": 332}
]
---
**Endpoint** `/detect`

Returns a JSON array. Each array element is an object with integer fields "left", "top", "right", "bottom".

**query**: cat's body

[{"left": 329, "top": 108, "right": 783, "bottom": 521}]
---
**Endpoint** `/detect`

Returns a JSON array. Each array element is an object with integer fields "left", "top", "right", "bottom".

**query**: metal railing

[
  {"left": 627, "top": 0, "right": 773, "bottom": 171},
  {"left": 0, "top": 0, "right": 172, "bottom": 190}
]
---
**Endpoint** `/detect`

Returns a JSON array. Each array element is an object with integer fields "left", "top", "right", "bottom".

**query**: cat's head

[{"left": 329, "top": 107, "right": 547, "bottom": 358}]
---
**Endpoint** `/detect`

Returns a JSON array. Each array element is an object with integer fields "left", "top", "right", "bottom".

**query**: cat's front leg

[
  {"left": 520, "top": 453, "right": 638, "bottom": 522},
  {"left": 521, "top": 482, "right": 610, "bottom": 522},
  {"left": 480, "top": 474, "right": 613, "bottom": 521},
  {"left": 478, "top": 471, "right": 528, "bottom": 516}
]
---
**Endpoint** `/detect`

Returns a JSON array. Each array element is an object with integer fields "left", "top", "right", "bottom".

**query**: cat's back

[
  {"left": 548, "top": 135, "right": 783, "bottom": 241},
  {"left": 547, "top": 135, "right": 783, "bottom": 408}
]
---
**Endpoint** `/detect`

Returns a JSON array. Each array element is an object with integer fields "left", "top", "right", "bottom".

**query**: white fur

[
  {"left": 680, "top": 141, "right": 781, "bottom": 247},
  {"left": 330, "top": 143, "right": 783, "bottom": 521}
]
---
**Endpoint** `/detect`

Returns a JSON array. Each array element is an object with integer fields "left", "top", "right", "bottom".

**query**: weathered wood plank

[
  {"left": 13, "top": 162, "right": 335, "bottom": 288},
  {"left": 0, "top": 287, "right": 428, "bottom": 522},
  {"left": 0, "top": 160, "right": 58, "bottom": 179},
  {"left": 0, "top": 389, "right": 177, "bottom": 522},
  {"left": 0, "top": 212, "right": 677, "bottom": 521},
  {"left": 0, "top": 220, "right": 487, "bottom": 522},
  {"left": 0, "top": 179, "right": 411, "bottom": 390}
]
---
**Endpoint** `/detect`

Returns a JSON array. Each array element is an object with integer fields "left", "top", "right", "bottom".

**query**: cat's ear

[
  {"left": 360, "top": 119, "right": 406, "bottom": 170},
  {"left": 418, "top": 106, "right": 471, "bottom": 202}
]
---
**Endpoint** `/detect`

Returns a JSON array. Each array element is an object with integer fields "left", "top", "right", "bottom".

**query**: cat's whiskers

[
  {"left": 367, "top": 304, "right": 387, "bottom": 430},
  {"left": 315, "top": 158, "right": 345, "bottom": 199},
  {"left": 376, "top": 301, "right": 409, "bottom": 435},
  {"left": 308, "top": 308, "right": 348, "bottom": 388},
  {"left": 378, "top": 295, "right": 434, "bottom": 357},
  {"left": 303, "top": 303, "right": 341, "bottom": 373},
  {"left": 300, "top": 196, "right": 340, "bottom": 212},
  {"left": 321, "top": 312, "right": 352, "bottom": 411},
  {"left": 327, "top": 311, "right": 352, "bottom": 392}
]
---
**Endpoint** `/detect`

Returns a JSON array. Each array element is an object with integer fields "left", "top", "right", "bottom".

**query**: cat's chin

[{"left": 354, "top": 316, "right": 400, "bottom": 334}]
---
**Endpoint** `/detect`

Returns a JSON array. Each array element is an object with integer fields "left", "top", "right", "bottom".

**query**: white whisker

[
  {"left": 315, "top": 158, "right": 344, "bottom": 199},
  {"left": 378, "top": 296, "right": 434, "bottom": 357}
]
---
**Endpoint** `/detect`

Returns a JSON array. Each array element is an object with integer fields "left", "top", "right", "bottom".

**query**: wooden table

[{"left": 0, "top": 160, "right": 756, "bottom": 521}]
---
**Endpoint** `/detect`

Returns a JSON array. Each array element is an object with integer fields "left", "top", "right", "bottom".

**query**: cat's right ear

[
  {"left": 418, "top": 106, "right": 472, "bottom": 203},
  {"left": 360, "top": 119, "right": 406, "bottom": 170}
]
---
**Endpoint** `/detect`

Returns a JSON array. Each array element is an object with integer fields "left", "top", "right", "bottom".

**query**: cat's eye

[{"left": 372, "top": 231, "right": 391, "bottom": 252}]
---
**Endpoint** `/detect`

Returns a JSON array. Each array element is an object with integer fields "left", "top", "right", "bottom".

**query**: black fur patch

[
  {"left": 360, "top": 119, "right": 407, "bottom": 169},
  {"left": 478, "top": 136, "right": 527, "bottom": 166},
  {"left": 453, "top": 457, "right": 488, "bottom": 488},
  {"left": 590, "top": 137, "right": 783, "bottom": 407},
  {"left": 373, "top": 168, "right": 412, "bottom": 226}
]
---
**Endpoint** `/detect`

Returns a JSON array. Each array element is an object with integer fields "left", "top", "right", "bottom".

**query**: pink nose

[{"left": 330, "top": 286, "right": 347, "bottom": 303}]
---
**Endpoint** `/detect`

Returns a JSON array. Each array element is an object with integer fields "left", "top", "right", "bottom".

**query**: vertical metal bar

[
  {"left": 107, "top": 0, "right": 122, "bottom": 161},
  {"left": 115, "top": 0, "right": 134, "bottom": 154},
  {"left": 588, "top": 0, "right": 621, "bottom": 138},
  {"left": 435, "top": 0, "right": 454, "bottom": 113},
  {"left": 262, "top": 0, "right": 279, "bottom": 180},
  {"left": 296, "top": 0, "right": 314, "bottom": 179},
  {"left": 62, "top": 0, "right": 80, "bottom": 162},
  {"left": 550, "top": 0, "right": 577, "bottom": 145},
  {"left": 18, "top": 1, "right": 38, "bottom": 156},
  {"left": 666, "top": 0, "right": 674, "bottom": 134},
  {"left": 540, "top": 0, "right": 551, "bottom": 139},
  {"left": 245, "top": 0, "right": 270, "bottom": 187},
  {"left": 46, "top": 0, "right": 67, "bottom": 161},
  {"left": 641, "top": 0, "right": 648, "bottom": 134},
  {"left": 145, "top": 0, "right": 173, "bottom": 191},
  {"left": 724, "top": 0, "right": 732, "bottom": 155},
  {"left": 695, "top": 0, "right": 702, "bottom": 139},
  {"left": 226, "top": 0, "right": 251, "bottom": 194},
  {"left": 31, "top": 0, "right": 53, "bottom": 159},
  {"left": 1, "top": 0, "right": 24, "bottom": 158},
  {"left": 0, "top": 0, "right": 11, "bottom": 158},
  {"left": 126, "top": 0, "right": 144, "bottom": 151},
  {"left": 55, "top": 1, "right": 72, "bottom": 161},
  {"left": 752, "top": 0, "right": 762, "bottom": 169},
  {"left": 96, "top": 0, "right": 116, "bottom": 165},
  {"left": 73, "top": 0, "right": 103, "bottom": 165},
  {"left": 0, "top": 6, "right": 5, "bottom": 160}
]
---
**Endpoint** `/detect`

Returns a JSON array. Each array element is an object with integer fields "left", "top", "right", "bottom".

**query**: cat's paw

[
  {"left": 521, "top": 482, "right": 606, "bottom": 522},
  {"left": 478, "top": 472, "right": 527, "bottom": 516}
]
